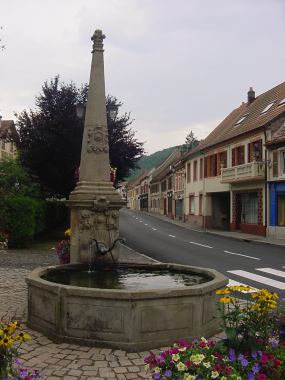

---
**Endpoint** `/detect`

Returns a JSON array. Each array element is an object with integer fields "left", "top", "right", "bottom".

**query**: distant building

[{"left": 0, "top": 118, "right": 18, "bottom": 159}]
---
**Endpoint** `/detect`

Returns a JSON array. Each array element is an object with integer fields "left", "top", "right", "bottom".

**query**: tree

[
  {"left": 185, "top": 131, "right": 199, "bottom": 149},
  {"left": 16, "top": 76, "right": 144, "bottom": 198}
]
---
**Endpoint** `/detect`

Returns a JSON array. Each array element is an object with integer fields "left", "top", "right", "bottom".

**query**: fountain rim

[{"left": 26, "top": 262, "right": 228, "bottom": 299}]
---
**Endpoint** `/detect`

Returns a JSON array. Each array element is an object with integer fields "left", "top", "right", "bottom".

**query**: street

[{"left": 120, "top": 208, "right": 285, "bottom": 295}]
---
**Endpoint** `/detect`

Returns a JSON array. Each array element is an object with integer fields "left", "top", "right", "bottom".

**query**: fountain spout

[{"left": 89, "top": 238, "right": 126, "bottom": 266}]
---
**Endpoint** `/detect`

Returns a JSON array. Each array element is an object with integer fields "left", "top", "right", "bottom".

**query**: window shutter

[{"left": 273, "top": 150, "right": 278, "bottom": 177}]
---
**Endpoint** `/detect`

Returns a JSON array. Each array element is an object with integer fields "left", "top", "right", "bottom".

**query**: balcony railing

[{"left": 221, "top": 161, "right": 265, "bottom": 183}]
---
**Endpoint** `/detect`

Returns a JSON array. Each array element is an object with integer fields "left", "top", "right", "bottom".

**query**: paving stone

[
  {"left": 119, "top": 359, "right": 132, "bottom": 366},
  {"left": 127, "top": 353, "right": 140, "bottom": 359},
  {"left": 132, "top": 358, "right": 145, "bottom": 366},
  {"left": 94, "top": 360, "right": 108, "bottom": 368},
  {"left": 113, "top": 350, "right": 127, "bottom": 357},
  {"left": 63, "top": 376, "right": 78, "bottom": 380},
  {"left": 68, "top": 369, "right": 83, "bottom": 376},
  {"left": 127, "top": 366, "right": 140, "bottom": 373},
  {"left": 126, "top": 374, "right": 139, "bottom": 379},
  {"left": 77, "top": 358, "right": 94, "bottom": 366},
  {"left": 82, "top": 370, "right": 99, "bottom": 376},
  {"left": 114, "top": 366, "right": 128, "bottom": 374}
]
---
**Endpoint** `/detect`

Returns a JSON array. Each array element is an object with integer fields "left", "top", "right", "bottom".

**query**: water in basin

[{"left": 42, "top": 266, "right": 210, "bottom": 290}]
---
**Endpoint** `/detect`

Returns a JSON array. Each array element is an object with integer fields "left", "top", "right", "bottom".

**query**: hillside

[{"left": 127, "top": 145, "right": 181, "bottom": 180}]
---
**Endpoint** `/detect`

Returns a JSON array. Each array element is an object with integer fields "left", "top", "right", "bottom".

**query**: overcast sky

[{"left": 1, "top": 0, "right": 284, "bottom": 154}]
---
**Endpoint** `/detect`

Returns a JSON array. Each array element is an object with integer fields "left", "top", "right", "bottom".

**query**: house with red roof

[{"left": 184, "top": 82, "right": 285, "bottom": 237}]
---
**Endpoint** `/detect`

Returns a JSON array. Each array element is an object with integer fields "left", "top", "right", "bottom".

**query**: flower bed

[
  {"left": 56, "top": 228, "right": 70, "bottom": 264},
  {"left": 145, "top": 286, "right": 285, "bottom": 379},
  {"left": 0, "top": 320, "right": 43, "bottom": 379}
]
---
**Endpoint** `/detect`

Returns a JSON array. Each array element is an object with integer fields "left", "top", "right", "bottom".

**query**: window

[
  {"left": 241, "top": 193, "right": 258, "bottom": 224},
  {"left": 209, "top": 154, "right": 217, "bottom": 177},
  {"left": 218, "top": 151, "right": 227, "bottom": 175},
  {"left": 278, "top": 195, "right": 285, "bottom": 226},
  {"left": 168, "top": 176, "right": 173, "bottom": 190},
  {"left": 187, "top": 163, "right": 191, "bottom": 183},
  {"left": 200, "top": 158, "right": 203, "bottom": 179},
  {"left": 273, "top": 150, "right": 278, "bottom": 177},
  {"left": 260, "top": 102, "right": 275, "bottom": 114},
  {"left": 161, "top": 180, "right": 166, "bottom": 192},
  {"left": 199, "top": 194, "right": 203, "bottom": 216},
  {"left": 189, "top": 195, "right": 195, "bottom": 214},
  {"left": 278, "top": 97, "right": 285, "bottom": 106},
  {"left": 234, "top": 114, "right": 249, "bottom": 126},
  {"left": 232, "top": 146, "right": 245, "bottom": 166},
  {"left": 282, "top": 151, "right": 285, "bottom": 174},
  {"left": 193, "top": 161, "right": 197, "bottom": 181},
  {"left": 248, "top": 140, "right": 262, "bottom": 162}
]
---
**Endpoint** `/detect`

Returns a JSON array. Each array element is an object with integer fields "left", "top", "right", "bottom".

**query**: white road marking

[
  {"left": 224, "top": 250, "right": 260, "bottom": 261},
  {"left": 139, "top": 221, "right": 143, "bottom": 223},
  {"left": 152, "top": 228, "right": 157, "bottom": 231},
  {"left": 227, "top": 270, "right": 285, "bottom": 289},
  {"left": 227, "top": 279, "right": 259, "bottom": 293},
  {"left": 168, "top": 234, "right": 176, "bottom": 238},
  {"left": 189, "top": 241, "right": 212, "bottom": 249},
  {"left": 256, "top": 268, "right": 285, "bottom": 278},
  {"left": 144, "top": 224, "right": 148, "bottom": 226}
]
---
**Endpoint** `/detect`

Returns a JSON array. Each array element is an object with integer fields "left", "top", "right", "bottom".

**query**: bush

[
  {"left": 1, "top": 195, "right": 37, "bottom": 248},
  {"left": 45, "top": 200, "right": 69, "bottom": 231}
]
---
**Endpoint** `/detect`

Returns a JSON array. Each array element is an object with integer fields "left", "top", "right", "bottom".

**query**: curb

[{"left": 137, "top": 210, "right": 285, "bottom": 248}]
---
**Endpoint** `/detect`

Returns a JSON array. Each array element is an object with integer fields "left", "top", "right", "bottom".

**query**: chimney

[{"left": 247, "top": 87, "right": 255, "bottom": 104}]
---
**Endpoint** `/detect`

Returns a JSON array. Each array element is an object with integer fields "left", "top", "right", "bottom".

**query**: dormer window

[
  {"left": 278, "top": 97, "right": 285, "bottom": 106},
  {"left": 234, "top": 114, "right": 249, "bottom": 126},
  {"left": 260, "top": 101, "right": 275, "bottom": 114}
]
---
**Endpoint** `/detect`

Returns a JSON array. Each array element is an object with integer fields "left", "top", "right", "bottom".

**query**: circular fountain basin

[{"left": 26, "top": 262, "right": 228, "bottom": 351}]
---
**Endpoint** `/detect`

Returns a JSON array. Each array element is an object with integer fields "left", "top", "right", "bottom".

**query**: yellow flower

[
  {"left": 216, "top": 289, "right": 230, "bottom": 295},
  {"left": 221, "top": 377, "right": 227, "bottom": 380},
  {"left": 203, "top": 361, "right": 211, "bottom": 368},
  {"left": 0, "top": 336, "right": 14, "bottom": 348},
  {"left": 153, "top": 367, "right": 161, "bottom": 374},
  {"left": 64, "top": 228, "right": 71, "bottom": 237},
  {"left": 219, "top": 296, "right": 235, "bottom": 303},
  {"left": 16, "top": 332, "right": 31, "bottom": 343},
  {"left": 177, "top": 362, "right": 187, "bottom": 371},
  {"left": 211, "top": 371, "right": 219, "bottom": 379}
]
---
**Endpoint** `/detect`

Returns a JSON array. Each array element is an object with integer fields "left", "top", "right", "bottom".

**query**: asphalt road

[{"left": 119, "top": 208, "right": 285, "bottom": 296}]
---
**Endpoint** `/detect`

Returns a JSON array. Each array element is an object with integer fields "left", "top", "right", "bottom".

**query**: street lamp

[
  {"left": 106, "top": 102, "right": 118, "bottom": 121},
  {"left": 76, "top": 101, "right": 118, "bottom": 121},
  {"left": 75, "top": 102, "right": 85, "bottom": 120}
]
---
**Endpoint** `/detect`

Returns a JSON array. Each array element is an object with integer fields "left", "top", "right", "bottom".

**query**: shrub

[
  {"left": 1, "top": 195, "right": 37, "bottom": 247},
  {"left": 45, "top": 200, "right": 69, "bottom": 231}
]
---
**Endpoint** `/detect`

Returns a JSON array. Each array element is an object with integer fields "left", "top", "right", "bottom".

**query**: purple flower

[
  {"left": 241, "top": 358, "right": 249, "bottom": 367},
  {"left": 248, "top": 373, "right": 255, "bottom": 380},
  {"left": 164, "top": 370, "right": 172, "bottom": 378},
  {"left": 251, "top": 351, "right": 257, "bottom": 359},
  {"left": 229, "top": 348, "right": 236, "bottom": 361},
  {"left": 153, "top": 374, "right": 161, "bottom": 380},
  {"left": 252, "top": 363, "right": 260, "bottom": 374}
]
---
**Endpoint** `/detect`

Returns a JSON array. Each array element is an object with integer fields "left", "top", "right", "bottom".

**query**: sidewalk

[{"left": 142, "top": 211, "right": 285, "bottom": 247}]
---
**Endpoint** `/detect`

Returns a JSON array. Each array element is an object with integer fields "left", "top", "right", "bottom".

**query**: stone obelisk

[{"left": 67, "top": 30, "right": 124, "bottom": 264}]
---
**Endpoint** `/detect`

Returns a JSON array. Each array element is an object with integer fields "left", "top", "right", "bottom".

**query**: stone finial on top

[{"left": 91, "top": 29, "right": 105, "bottom": 52}]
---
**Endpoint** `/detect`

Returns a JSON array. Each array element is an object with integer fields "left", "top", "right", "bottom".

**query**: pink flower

[
  {"left": 260, "top": 355, "right": 269, "bottom": 364},
  {"left": 257, "top": 374, "right": 267, "bottom": 380}
]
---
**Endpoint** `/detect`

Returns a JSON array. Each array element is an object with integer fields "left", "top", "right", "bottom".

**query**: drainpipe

[{"left": 263, "top": 129, "right": 268, "bottom": 236}]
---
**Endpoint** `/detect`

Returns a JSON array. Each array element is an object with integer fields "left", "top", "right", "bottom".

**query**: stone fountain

[{"left": 26, "top": 30, "right": 228, "bottom": 351}]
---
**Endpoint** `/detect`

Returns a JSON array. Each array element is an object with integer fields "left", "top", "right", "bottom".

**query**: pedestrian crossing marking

[
  {"left": 256, "top": 268, "right": 285, "bottom": 278},
  {"left": 227, "top": 279, "right": 258, "bottom": 293},
  {"left": 227, "top": 270, "right": 285, "bottom": 290}
]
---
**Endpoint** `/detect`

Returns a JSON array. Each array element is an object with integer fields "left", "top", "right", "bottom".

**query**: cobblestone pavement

[{"left": 0, "top": 247, "right": 154, "bottom": 379}]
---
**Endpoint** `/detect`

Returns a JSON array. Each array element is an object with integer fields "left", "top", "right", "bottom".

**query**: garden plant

[{"left": 145, "top": 285, "right": 285, "bottom": 379}]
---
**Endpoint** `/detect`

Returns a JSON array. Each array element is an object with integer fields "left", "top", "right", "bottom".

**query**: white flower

[
  {"left": 203, "top": 361, "right": 211, "bottom": 368},
  {"left": 153, "top": 367, "right": 161, "bottom": 374},
  {"left": 176, "top": 362, "right": 187, "bottom": 371},
  {"left": 211, "top": 371, "right": 219, "bottom": 379},
  {"left": 172, "top": 353, "right": 180, "bottom": 362}
]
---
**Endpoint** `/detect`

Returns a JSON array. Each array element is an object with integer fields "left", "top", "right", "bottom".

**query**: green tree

[
  {"left": 0, "top": 158, "right": 44, "bottom": 247},
  {"left": 17, "top": 76, "right": 144, "bottom": 198},
  {"left": 185, "top": 130, "right": 199, "bottom": 149}
]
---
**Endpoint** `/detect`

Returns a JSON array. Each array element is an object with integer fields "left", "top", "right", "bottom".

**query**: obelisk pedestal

[{"left": 66, "top": 30, "right": 125, "bottom": 264}]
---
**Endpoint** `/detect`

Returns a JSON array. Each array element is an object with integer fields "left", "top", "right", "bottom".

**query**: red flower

[
  {"left": 257, "top": 374, "right": 267, "bottom": 380},
  {"left": 184, "top": 360, "right": 192, "bottom": 367},
  {"left": 274, "top": 359, "right": 281, "bottom": 367},
  {"left": 225, "top": 367, "right": 233, "bottom": 375},
  {"left": 260, "top": 355, "right": 269, "bottom": 364},
  {"left": 214, "top": 364, "right": 222, "bottom": 372}
]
